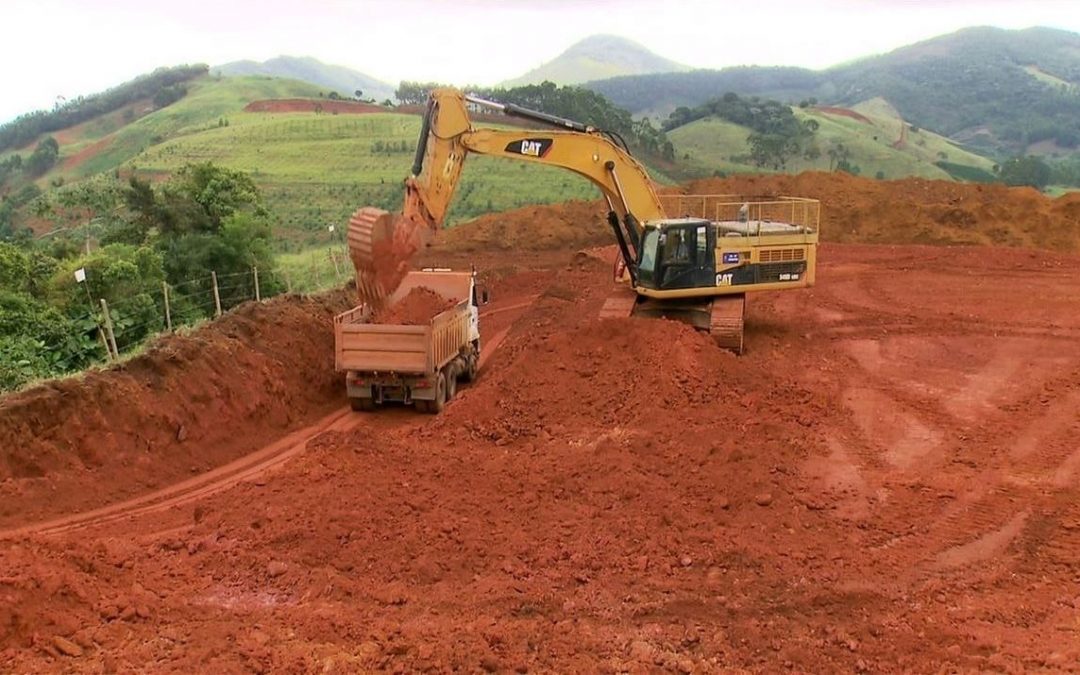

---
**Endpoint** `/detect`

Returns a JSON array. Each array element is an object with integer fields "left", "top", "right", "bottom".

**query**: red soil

[
  {"left": 3, "top": 173, "right": 1080, "bottom": 671},
  {"left": 372, "top": 287, "right": 455, "bottom": 325},
  {"left": 60, "top": 136, "right": 113, "bottom": 172},
  {"left": 0, "top": 291, "right": 352, "bottom": 526},
  {"left": 243, "top": 99, "right": 388, "bottom": 114},
  {"left": 813, "top": 106, "right": 873, "bottom": 123}
]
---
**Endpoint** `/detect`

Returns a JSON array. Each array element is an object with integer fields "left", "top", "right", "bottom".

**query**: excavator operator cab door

[{"left": 638, "top": 220, "right": 716, "bottom": 291}]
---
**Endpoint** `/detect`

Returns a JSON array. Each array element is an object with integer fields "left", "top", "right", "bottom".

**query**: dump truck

[{"left": 334, "top": 270, "right": 484, "bottom": 413}]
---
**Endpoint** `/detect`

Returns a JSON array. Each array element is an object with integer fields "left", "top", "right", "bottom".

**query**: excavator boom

[
  {"left": 348, "top": 88, "right": 665, "bottom": 305},
  {"left": 347, "top": 87, "right": 819, "bottom": 353}
]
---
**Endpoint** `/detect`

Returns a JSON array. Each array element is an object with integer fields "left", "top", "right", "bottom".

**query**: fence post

[
  {"left": 98, "top": 326, "right": 113, "bottom": 362},
  {"left": 100, "top": 299, "right": 119, "bottom": 359},
  {"left": 211, "top": 271, "right": 222, "bottom": 317},
  {"left": 284, "top": 270, "right": 293, "bottom": 294},
  {"left": 253, "top": 266, "right": 261, "bottom": 302},
  {"left": 162, "top": 282, "right": 172, "bottom": 331},
  {"left": 330, "top": 249, "right": 341, "bottom": 278}
]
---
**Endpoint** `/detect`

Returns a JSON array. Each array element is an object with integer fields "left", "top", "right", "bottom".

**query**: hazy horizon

[{"left": 2, "top": 0, "right": 1079, "bottom": 123}]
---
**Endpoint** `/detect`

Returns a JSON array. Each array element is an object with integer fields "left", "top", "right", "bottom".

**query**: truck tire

[
  {"left": 446, "top": 367, "right": 457, "bottom": 400},
  {"left": 428, "top": 372, "right": 447, "bottom": 414},
  {"left": 461, "top": 353, "right": 479, "bottom": 382},
  {"left": 350, "top": 397, "right": 376, "bottom": 412}
]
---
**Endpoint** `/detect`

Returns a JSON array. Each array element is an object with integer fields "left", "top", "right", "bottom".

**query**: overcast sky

[{"left": 3, "top": 0, "right": 1079, "bottom": 123}]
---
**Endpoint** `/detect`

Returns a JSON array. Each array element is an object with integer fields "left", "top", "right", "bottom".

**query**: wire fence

[{"left": 35, "top": 246, "right": 353, "bottom": 372}]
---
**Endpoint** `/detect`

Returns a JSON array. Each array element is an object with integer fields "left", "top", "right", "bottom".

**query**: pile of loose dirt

[
  {"left": 426, "top": 173, "right": 1080, "bottom": 256},
  {"left": 372, "top": 287, "right": 455, "bottom": 325},
  {"left": 243, "top": 99, "right": 387, "bottom": 114},
  {"left": 0, "top": 290, "right": 353, "bottom": 526},
  {"left": 434, "top": 199, "right": 610, "bottom": 253},
  {"left": 683, "top": 172, "right": 1080, "bottom": 252}
]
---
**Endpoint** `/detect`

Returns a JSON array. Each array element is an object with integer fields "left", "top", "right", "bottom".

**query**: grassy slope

[
  {"left": 8, "top": 74, "right": 598, "bottom": 248},
  {"left": 669, "top": 98, "right": 995, "bottom": 180},
  {"left": 129, "top": 105, "right": 597, "bottom": 246},
  {"left": 66, "top": 76, "right": 327, "bottom": 179}
]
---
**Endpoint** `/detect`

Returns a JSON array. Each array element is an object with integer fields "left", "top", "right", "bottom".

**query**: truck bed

[{"left": 334, "top": 271, "right": 474, "bottom": 376}]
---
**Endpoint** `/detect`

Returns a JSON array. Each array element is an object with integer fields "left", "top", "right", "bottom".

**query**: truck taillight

[
  {"left": 415, "top": 379, "right": 429, "bottom": 389},
  {"left": 352, "top": 379, "right": 364, "bottom": 386}
]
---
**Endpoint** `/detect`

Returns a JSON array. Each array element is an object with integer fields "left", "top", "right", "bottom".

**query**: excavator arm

[{"left": 349, "top": 88, "right": 667, "bottom": 304}]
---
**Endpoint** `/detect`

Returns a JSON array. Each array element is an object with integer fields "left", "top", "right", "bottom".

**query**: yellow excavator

[{"left": 348, "top": 88, "right": 819, "bottom": 352}]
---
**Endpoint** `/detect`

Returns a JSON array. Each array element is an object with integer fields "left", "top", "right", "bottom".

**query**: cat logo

[
  {"left": 715, "top": 273, "right": 733, "bottom": 286},
  {"left": 504, "top": 138, "right": 553, "bottom": 158}
]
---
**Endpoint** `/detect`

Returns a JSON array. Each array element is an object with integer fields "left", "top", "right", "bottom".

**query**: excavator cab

[{"left": 636, "top": 219, "right": 717, "bottom": 291}]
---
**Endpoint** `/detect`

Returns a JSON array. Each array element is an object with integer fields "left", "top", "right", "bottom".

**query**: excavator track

[
  {"left": 710, "top": 294, "right": 746, "bottom": 354},
  {"left": 600, "top": 285, "right": 638, "bottom": 320}
]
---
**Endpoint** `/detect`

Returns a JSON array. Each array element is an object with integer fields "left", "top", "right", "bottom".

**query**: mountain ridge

[
  {"left": 213, "top": 56, "right": 395, "bottom": 102},
  {"left": 501, "top": 34, "right": 689, "bottom": 87}
]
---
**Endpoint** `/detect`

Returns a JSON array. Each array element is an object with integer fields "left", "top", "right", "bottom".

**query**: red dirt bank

[{"left": 3, "top": 172, "right": 1080, "bottom": 671}]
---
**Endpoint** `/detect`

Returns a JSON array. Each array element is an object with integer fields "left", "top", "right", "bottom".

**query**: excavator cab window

[{"left": 638, "top": 221, "right": 716, "bottom": 291}]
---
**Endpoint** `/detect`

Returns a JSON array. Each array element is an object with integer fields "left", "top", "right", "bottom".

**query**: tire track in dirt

[{"left": 0, "top": 298, "right": 535, "bottom": 539}]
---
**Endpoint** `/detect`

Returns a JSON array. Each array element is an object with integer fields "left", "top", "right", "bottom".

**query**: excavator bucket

[{"left": 347, "top": 207, "right": 428, "bottom": 307}]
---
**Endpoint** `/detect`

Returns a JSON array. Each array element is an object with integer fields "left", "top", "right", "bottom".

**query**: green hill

[
  {"left": 213, "top": 56, "right": 395, "bottom": 103},
  {"left": 502, "top": 34, "right": 688, "bottom": 87},
  {"left": 588, "top": 26, "right": 1080, "bottom": 157},
  {"left": 6, "top": 74, "right": 598, "bottom": 247},
  {"left": 669, "top": 99, "right": 995, "bottom": 181},
  {"left": 132, "top": 109, "right": 596, "bottom": 245},
  {"left": 54, "top": 75, "right": 327, "bottom": 179}
]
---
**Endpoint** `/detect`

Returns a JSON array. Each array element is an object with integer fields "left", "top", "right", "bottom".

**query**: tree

[
  {"left": 998, "top": 155, "right": 1051, "bottom": 189},
  {"left": 25, "top": 137, "right": 59, "bottom": 177},
  {"left": 354, "top": 89, "right": 363, "bottom": 100}
]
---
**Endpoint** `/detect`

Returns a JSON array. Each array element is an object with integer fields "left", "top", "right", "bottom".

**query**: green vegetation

[
  {"left": 0, "top": 162, "right": 280, "bottom": 391},
  {"left": 998, "top": 155, "right": 1052, "bottom": 188},
  {"left": 0, "top": 65, "right": 207, "bottom": 152},
  {"left": 668, "top": 99, "right": 995, "bottom": 180},
  {"left": 664, "top": 93, "right": 816, "bottom": 170},
  {"left": 588, "top": 27, "right": 1080, "bottom": 157},
  {"left": 213, "top": 55, "right": 395, "bottom": 104},
  {"left": 133, "top": 109, "right": 598, "bottom": 241},
  {"left": 397, "top": 80, "right": 674, "bottom": 160}
]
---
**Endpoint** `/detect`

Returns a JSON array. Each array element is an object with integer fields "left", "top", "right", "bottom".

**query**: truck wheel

[
  {"left": 429, "top": 372, "right": 447, "bottom": 414},
  {"left": 350, "top": 397, "right": 376, "bottom": 412},
  {"left": 446, "top": 368, "right": 457, "bottom": 400},
  {"left": 462, "top": 354, "right": 479, "bottom": 382}
]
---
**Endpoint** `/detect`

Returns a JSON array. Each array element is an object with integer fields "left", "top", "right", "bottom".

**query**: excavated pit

[{"left": 3, "top": 173, "right": 1080, "bottom": 671}]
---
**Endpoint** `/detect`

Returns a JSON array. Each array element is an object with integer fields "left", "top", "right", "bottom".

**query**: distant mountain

[
  {"left": 587, "top": 27, "right": 1080, "bottom": 156},
  {"left": 502, "top": 34, "right": 689, "bottom": 87},
  {"left": 213, "top": 56, "right": 395, "bottom": 102}
]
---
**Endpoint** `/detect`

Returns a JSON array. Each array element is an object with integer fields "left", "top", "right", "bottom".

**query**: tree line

[
  {"left": 665, "top": 92, "right": 819, "bottom": 170},
  {"left": 394, "top": 80, "right": 675, "bottom": 161},
  {"left": 0, "top": 64, "right": 207, "bottom": 152},
  {"left": 0, "top": 162, "right": 278, "bottom": 391}
]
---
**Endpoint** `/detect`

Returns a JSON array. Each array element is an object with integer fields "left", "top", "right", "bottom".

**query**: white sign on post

[
  {"left": 328, "top": 225, "right": 335, "bottom": 233},
  {"left": 74, "top": 268, "right": 86, "bottom": 283}
]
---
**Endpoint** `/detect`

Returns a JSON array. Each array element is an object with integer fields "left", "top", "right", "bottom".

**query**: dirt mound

[
  {"left": 244, "top": 99, "right": 388, "bottom": 114},
  {"left": 0, "top": 290, "right": 353, "bottom": 526},
  {"left": 430, "top": 173, "right": 1080, "bottom": 257},
  {"left": 5, "top": 246, "right": 1080, "bottom": 670},
  {"left": 434, "top": 199, "right": 610, "bottom": 253},
  {"left": 373, "top": 287, "right": 455, "bottom": 325},
  {"left": 682, "top": 172, "right": 1080, "bottom": 252}
]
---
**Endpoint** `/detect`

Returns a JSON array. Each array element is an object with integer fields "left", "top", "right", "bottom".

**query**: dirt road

[{"left": 2, "top": 237, "right": 1079, "bottom": 671}]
